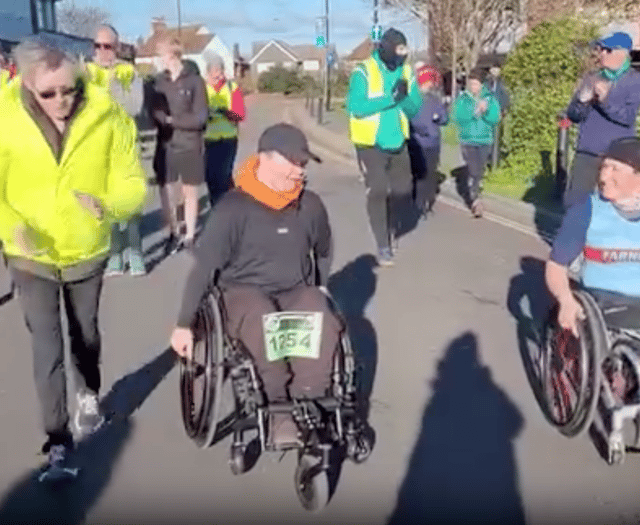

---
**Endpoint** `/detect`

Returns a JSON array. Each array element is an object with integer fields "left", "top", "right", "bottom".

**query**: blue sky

[{"left": 70, "top": 0, "right": 425, "bottom": 56}]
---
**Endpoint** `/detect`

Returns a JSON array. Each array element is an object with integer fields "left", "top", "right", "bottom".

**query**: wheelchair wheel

[
  {"left": 540, "top": 290, "right": 605, "bottom": 437},
  {"left": 179, "top": 288, "right": 226, "bottom": 448},
  {"left": 294, "top": 455, "right": 329, "bottom": 512}
]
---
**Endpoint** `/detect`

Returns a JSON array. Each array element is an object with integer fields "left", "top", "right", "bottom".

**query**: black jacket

[
  {"left": 177, "top": 188, "right": 332, "bottom": 327},
  {"left": 151, "top": 64, "right": 208, "bottom": 152}
]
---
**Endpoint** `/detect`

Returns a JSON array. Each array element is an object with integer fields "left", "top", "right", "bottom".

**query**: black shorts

[{"left": 155, "top": 146, "right": 205, "bottom": 186}]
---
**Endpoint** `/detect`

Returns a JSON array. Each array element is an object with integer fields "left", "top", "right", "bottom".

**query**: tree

[
  {"left": 56, "top": 1, "right": 111, "bottom": 38},
  {"left": 527, "top": 0, "right": 640, "bottom": 29},
  {"left": 381, "top": 0, "right": 523, "bottom": 77}
]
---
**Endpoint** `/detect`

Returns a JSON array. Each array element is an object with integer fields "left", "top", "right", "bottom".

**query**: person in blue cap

[{"left": 564, "top": 31, "right": 640, "bottom": 208}]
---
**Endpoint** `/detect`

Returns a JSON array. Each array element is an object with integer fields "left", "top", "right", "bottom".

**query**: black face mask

[{"left": 378, "top": 29, "right": 407, "bottom": 71}]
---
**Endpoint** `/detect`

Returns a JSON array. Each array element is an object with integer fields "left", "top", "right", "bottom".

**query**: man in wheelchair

[
  {"left": 170, "top": 123, "right": 342, "bottom": 447},
  {"left": 546, "top": 137, "right": 640, "bottom": 336}
]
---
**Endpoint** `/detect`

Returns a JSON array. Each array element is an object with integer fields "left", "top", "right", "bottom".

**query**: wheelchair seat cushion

[{"left": 588, "top": 288, "right": 640, "bottom": 330}]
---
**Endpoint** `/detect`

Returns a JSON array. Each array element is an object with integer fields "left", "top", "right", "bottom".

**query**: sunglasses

[
  {"left": 94, "top": 42, "right": 115, "bottom": 51},
  {"left": 37, "top": 86, "right": 78, "bottom": 100}
]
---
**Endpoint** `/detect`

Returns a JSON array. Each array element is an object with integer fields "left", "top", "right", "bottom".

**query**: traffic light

[{"left": 316, "top": 35, "right": 326, "bottom": 47}]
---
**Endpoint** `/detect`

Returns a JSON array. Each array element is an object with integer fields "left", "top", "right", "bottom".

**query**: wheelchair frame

[
  {"left": 541, "top": 288, "right": 640, "bottom": 465},
  {"left": 179, "top": 284, "right": 373, "bottom": 511}
]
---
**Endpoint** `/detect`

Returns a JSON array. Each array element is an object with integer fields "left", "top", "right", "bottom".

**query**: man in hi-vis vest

[
  {"left": 203, "top": 51, "right": 246, "bottom": 207},
  {"left": 86, "top": 24, "right": 146, "bottom": 277},
  {"left": 347, "top": 28, "right": 422, "bottom": 266}
]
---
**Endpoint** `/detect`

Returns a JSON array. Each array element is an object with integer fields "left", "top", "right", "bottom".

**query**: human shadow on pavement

[
  {"left": 327, "top": 254, "right": 378, "bottom": 422},
  {"left": 387, "top": 332, "right": 525, "bottom": 525},
  {"left": 507, "top": 256, "right": 553, "bottom": 416},
  {"left": 0, "top": 348, "right": 177, "bottom": 525}
]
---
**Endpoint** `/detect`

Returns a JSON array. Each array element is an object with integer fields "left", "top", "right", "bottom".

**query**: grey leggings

[{"left": 461, "top": 144, "right": 491, "bottom": 203}]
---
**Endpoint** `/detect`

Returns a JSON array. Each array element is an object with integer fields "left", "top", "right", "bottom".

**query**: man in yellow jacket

[
  {"left": 0, "top": 35, "right": 146, "bottom": 482},
  {"left": 347, "top": 28, "right": 422, "bottom": 267},
  {"left": 86, "top": 24, "right": 147, "bottom": 277}
]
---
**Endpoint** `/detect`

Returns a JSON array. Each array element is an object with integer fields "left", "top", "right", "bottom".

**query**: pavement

[{"left": 1, "top": 94, "right": 640, "bottom": 525}]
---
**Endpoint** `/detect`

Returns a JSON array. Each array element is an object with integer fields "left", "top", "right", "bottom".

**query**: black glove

[{"left": 392, "top": 79, "right": 408, "bottom": 102}]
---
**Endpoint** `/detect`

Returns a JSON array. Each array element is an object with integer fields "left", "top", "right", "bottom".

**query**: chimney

[{"left": 152, "top": 17, "right": 167, "bottom": 35}]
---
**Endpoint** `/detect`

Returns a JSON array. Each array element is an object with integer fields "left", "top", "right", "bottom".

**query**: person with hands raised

[
  {"left": 564, "top": 32, "right": 640, "bottom": 208},
  {"left": 451, "top": 68, "right": 500, "bottom": 218},
  {"left": 347, "top": 28, "right": 422, "bottom": 267}
]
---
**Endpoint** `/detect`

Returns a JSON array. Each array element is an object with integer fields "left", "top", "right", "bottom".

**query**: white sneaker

[{"left": 74, "top": 391, "right": 105, "bottom": 437}]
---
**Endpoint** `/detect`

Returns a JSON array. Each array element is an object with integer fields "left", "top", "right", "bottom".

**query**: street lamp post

[
  {"left": 177, "top": 0, "right": 182, "bottom": 36},
  {"left": 324, "top": 0, "right": 330, "bottom": 111}
]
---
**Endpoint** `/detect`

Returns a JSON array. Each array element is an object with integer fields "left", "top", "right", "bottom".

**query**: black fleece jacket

[{"left": 177, "top": 188, "right": 332, "bottom": 328}]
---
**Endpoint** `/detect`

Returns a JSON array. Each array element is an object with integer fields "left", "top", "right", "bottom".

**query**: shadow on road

[
  {"left": 507, "top": 256, "right": 552, "bottom": 415},
  {"left": 0, "top": 348, "right": 177, "bottom": 524},
  {"left": 387, "top": 332, "right": 525, "bottom": 525},
  {"left": 327, "top": 254, "right": 378, "bottom": 421}
]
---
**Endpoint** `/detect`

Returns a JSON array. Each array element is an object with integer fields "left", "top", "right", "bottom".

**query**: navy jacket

[
  {"left": 566, "top": 68, "right": 640, "bottom": 156},
  {"left": 409, "top": 92, "right": 449, "bottom": 149}
]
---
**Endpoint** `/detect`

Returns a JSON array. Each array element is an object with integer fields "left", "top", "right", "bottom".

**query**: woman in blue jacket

[{"left": 409, "top": 66, "right": 448, "bottom": 217}]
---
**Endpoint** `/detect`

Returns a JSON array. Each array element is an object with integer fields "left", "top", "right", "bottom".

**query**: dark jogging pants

[
  {"left": 205, "top": 138, "right": 238, "bottom": 207},
  {"left": 223, "top": 285, "right": 342, "bottom": 403},
  {"left": 12, "top": 267, "right": 104, "bottom": 444},
  {"left": 355, "top": 144, "right": 413, "bottom": 250}
]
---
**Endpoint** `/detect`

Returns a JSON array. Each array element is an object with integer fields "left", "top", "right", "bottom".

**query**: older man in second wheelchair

[{"left": 544, "top": 136, "right": 640, "bottom": 464}]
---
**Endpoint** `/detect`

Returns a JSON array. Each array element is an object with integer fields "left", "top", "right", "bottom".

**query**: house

[
  {"left": 136, "top": 18, "right": 234, "bottom": 79},
  {"left": 0, "top": 0, "right": 94, "bottom": 57},
  {"left": 343, "top": 37, "right": 375, "bottom": 71},
  {"left": 249, "top": 39, "right": 337, "bottom": 80}
]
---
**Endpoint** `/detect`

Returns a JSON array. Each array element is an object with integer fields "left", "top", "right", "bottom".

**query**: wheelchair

[
  {"left": 540, "top": 287, "right": 640, "bottom": 465},
  {"left": 178, "top": 283, "right": 374, "bottom": 511}
]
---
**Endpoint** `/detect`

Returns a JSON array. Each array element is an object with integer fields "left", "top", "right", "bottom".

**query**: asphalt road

[{"left": 1, "top": 94, "right": 640, "bottom": 525}]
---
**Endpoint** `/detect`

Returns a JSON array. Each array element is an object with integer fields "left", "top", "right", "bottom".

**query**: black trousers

[
  {"left": 205, "top": 138, "right": 238, "bottom": 207},
  {"left": 409, "top": 139, "right": 440, "bottom": 213},
  {"left": 461, "top": 144, "right": 491, "bottom": 203},
  {"left": 223, "top": 285, "right": 342, "bottom": 402},
  {"left": 12, "top": 267, "right": 104, "bottom": 444},
  {"left": 355, "top": 144, "right": 413, "bottom": 250},
  {"left": 564, "top": 152, "right": 601, "bottom": 209}
]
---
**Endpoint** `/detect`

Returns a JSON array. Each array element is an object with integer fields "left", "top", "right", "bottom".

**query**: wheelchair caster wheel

[
  {"left": 229, "top": 445, "right": 247, "bottom": 475},
  {"left": 347, "top": 433, "right": 373, "bottom": 464},
  {"left": 294, "top": 455, "right": 329, "bottom": 512},
  {"left": 347, "top": 426, "right": 375, "bottom": 464},
  {"left": 608, "top": 442, "right": 625, "bottom": 466}
]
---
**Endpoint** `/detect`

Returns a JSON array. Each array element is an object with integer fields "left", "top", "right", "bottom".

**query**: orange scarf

[{"left": 234, "top": 154, "right": 302, "bottom": 210}]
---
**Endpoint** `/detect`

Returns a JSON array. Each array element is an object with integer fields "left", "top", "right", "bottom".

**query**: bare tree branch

[{"left": 56, "top": 1, "right": 112, "bottom": 38}]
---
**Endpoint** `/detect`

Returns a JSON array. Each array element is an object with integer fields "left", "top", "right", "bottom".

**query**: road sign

[
  {"left": 315, "top": 17, "right": 327, "bottom": 48},
  {"left": 371, "top": 24, "right": 382, "bottom": 42}
]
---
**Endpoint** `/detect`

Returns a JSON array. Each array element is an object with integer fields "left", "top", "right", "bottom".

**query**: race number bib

[{"left": 263, "top": 311, "right": 323, "bottom": 362}]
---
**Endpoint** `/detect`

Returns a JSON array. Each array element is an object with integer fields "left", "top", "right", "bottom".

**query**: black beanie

[
  {"left": 378, "top": 28, "right": 408, "bottom": 71},
  {"left": 604, "top": 137, "right": 640, "bottom": 172}
]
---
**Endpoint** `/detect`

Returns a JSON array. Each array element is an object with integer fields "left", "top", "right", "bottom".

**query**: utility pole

[
  {"left": 324, "top": 0, "right": 330, "bottom": 111},
  {"left": 177, "top": 0, "right": 182, "bottom": 36}
]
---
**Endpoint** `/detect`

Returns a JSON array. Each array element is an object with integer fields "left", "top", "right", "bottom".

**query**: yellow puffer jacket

[{"left": 0, "top": 80, "right": 147, "bottom": 267}]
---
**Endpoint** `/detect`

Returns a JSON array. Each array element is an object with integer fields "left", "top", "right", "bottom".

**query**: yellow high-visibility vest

[
  {"left": 205, "top": 80, "right": 239, "bottom": 141},
  {"left": 349, "top": 57, "right": 412, "bottom": 146}
]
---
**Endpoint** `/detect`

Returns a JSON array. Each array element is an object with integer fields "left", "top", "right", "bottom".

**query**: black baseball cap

[
  {"left": 257, "top": 123, "right": 322, "bottom": 165},
  {"left": 603, "top": 137, "right": 640, "bottom": 172}
]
